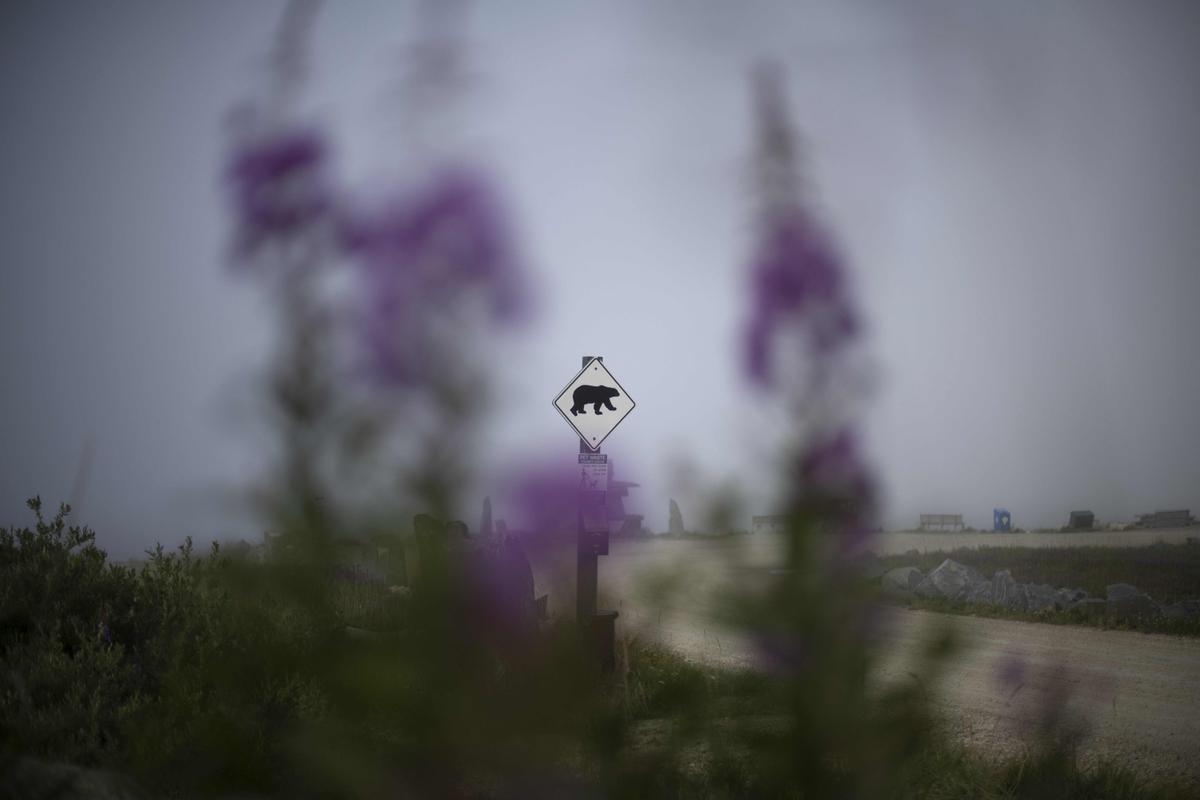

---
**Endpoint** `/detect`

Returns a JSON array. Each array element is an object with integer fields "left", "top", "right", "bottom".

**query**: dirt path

[
  {"left": 875, "top": 609, "right": 1200, "bottom": 787},
  {"left": 530, "top": 537, "right": 1200, "bottom": 787},
  {"left": 615, "top": 593, "right": 1200, "bottom": 788}
]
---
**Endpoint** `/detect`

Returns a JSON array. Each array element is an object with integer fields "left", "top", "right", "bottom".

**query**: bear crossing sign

[{"left": 552, "top": 357, "right": 635, "bottom": 451}]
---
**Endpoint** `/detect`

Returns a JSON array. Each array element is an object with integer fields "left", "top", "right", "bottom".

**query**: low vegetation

[
  {"left": 6, "top": 500, "right": 1196, "bottom": 797},
  {"left": 877, "top": 542, "right": 1200, "bottom": 636},
  {"left": 892, "top": 594, "right": 1200, "bottom": 637}
]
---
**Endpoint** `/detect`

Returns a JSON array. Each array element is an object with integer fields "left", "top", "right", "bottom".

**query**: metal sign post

[
  {"left": 555, "top": 355, "right": 633, "bottom": 672},
  {"left": 577, "top": 418, "right": 600, "bottom": 627}
]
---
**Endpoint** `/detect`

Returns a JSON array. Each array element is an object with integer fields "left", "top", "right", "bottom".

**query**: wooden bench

[{"left": 919, "top": 513, "right": 964, "bottom": 531}]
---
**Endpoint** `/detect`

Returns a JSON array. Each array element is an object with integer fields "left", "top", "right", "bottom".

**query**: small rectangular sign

[{"left": 578, "top": 453, "right": 608, "bottom": 492}]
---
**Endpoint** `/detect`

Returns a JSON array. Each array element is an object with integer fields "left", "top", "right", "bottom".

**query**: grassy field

[{"left": 869, "top": 527, "right": 1198, "bottom": 555}]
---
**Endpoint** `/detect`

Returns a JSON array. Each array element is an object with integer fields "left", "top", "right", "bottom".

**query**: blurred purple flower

[
  {"left": 502, "top": 458, "right": 588, "bottom": 539},
  {"left": 742, "top": 64, "right": 860, "bottom": 387},
  {"left": 461, "top": 536, "right": 540, "bottom": 656},
  {"left": 226, "top": 126, "right": 333, "bottom": 265},
  {"left": 995, "top": 651, "right": 1028, "bottom": 700},
  {"left": 740, "top": 63, "right": 877, "bottom": 549},
  {"left": 798, "top": 428, "right": 873, "bottom": 508},
  {"left": 345, "top": 168, "right": 529, "bottom": 384},
  {"left": 752, "top": 629, "right": 808, "bottom": 675},
  {"left": 794, "top": 431, "right": 877, "bottom": 555}
]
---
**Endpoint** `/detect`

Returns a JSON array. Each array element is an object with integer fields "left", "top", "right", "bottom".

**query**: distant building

[
  {"left": 1065, "top": 510, "right": 1095, "bottom": 530},
  {"left": 1135, "top": 509, "right": 1195, "bottom": 529}
]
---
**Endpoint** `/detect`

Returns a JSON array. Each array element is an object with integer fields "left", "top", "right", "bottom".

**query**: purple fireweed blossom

[
  {"left": 992, "top": 656, "right": 1100, "bottom": 750},
  {"left": 224, "top": 1, "right": 329, "bottom": 271},
  {"left": 226, "top": 126, "right": 333, "bottom": 265},
  {"left": 460, "top": 535, "right": 540, "bottom": 657},
  {"left": 502, "top": 458, "right": 589, "bottom": 539},
  {"left": 795, "top": 427, "right": 877, "bottom": 553},
  {"left": 742, "top": 64, "right": 876, "bottom": 550},
  {"left": 798, "top": 427, "right": 869, "bottom": 500},
  {"left": 995, "top": 651, "right": 1029, "bottom": 700},
  {"left": 345, "top": 168, "right": 528, "bottom": 385},
  {"left": 739, "top": 63, "right": 877, "bottom": 557},
  {"left": 752, "top": 629, "right": 809, "bottom": 675},
  {"left": 742, "top": 64, "right": 860, "bottom": 389}
]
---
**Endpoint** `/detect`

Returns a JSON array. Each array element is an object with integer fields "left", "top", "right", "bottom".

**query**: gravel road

[{"left": 530, "top": 535, "right": 1200, "bottom": 788}]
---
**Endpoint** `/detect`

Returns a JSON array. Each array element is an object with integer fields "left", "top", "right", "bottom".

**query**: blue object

[{"left": 993, "top": 508, "right": 1012, "bottom": 532}]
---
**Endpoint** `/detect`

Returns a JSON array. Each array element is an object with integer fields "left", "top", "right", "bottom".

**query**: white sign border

[{"left": 552, "top": 358, "right": 636, "bottom": 451}]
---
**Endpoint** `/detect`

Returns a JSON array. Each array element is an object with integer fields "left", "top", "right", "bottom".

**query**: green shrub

[{"left": 0, "top": 499, "right": 333, "bottom": 796}]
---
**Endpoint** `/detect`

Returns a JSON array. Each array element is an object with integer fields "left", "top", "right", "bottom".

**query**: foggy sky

[{"left": 2, "top": 1, "right": 1198, "bottom": 557}]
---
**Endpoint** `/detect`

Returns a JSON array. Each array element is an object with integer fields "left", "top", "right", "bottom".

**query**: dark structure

[
  {"left": 668, "top": 499, "right": 685, "bottom": 536},
  {"left": 480, "top": 496, "right": 493, "bottom": 539},
  {"left": 993, "top": 508, "right": 1012, "bottom": 532},
  {"left": 409, "top": 514, "right": 545, "bottom": 637},
  {"left": 1065, "top": 510, "right": 1095, "bottom": 530}
]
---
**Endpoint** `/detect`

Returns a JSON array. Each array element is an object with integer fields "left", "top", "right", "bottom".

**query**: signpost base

[{"left": 589, "top": 610, "right": 619, "bottom": 673}]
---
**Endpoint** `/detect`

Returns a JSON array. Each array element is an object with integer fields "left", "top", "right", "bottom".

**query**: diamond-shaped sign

[{"left": 553, "top": 358, "right": 635, "bottom": 451}]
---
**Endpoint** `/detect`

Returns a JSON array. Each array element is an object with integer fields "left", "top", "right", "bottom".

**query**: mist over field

[{"left": 2, "top": 0, "right": 1198, "bottom": 556}]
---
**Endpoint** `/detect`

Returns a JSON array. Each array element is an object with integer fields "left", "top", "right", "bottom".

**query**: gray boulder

[
  {"left": 991, "top": 570, "right": 1027, "bottom": 611},
  {"left": 914, "top": 559, "right": 985, "bottom": 600},
  {"left": 1025, "top": 583, "right": 1058, "bottom": 613},
  {"left": 964, "top": 575, "right": 995, "bottom": 605},
  {"left": 1106, "top": 583, "right": 1141, "bottom": 601},
  {"left": 881, "top": 566, "right": 924, "bottom": 596},
  {"left": 1054, "top": 588, "right": 1088, "bottom": 610},
  {"left": 1161, "top": 600, "right": 1200, "bottom": 620},
  {"left": 1069, "top": 598, "right": 1107, "bottom": 617},
  {"left": 1106, "top": 583, "right": 1160, "bottom": 618}
]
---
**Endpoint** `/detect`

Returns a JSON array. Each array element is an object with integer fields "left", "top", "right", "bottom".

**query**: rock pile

[{"left": 881, "top": 558, "right": 1198, "bottom": 620}]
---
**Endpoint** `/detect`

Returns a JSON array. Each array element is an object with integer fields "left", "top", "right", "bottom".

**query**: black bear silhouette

[{"left": 570, "top": 385, "right": 620, "bottom": 416}]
